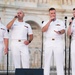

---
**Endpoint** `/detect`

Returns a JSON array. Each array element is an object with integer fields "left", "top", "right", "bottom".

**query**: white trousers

[
  {"left": 10, "top": 40, "right": 30, "bottom": 68},
  {"left": 0, "top": 42, "right": 3, "bottom": 63},
  {"left": 71, "top": 40, "right": 75, "bottom": 75},
  {"left": 44, "top": 39, "right": 64, "bottom": 75}
]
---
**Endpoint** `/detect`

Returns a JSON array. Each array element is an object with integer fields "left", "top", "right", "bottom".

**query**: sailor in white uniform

[
  {"left": 42, "top": 8, "right": 65, "bottom": 75},
  {"left": 7, "top": 10, "right": 33, "bottom": 68},
  {"left": 0, "top": 17, "right": 8, "bottom": 63},
  {"left": 67, "top": 8, "right": 75, "bottom": 75}
]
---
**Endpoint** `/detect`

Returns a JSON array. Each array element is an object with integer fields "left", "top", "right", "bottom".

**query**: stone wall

[{"left": 0, "top": 0, "right": 74, "bottom": 71}]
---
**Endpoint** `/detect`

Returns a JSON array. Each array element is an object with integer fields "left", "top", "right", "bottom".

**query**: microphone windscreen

[
  {"left": 69, "top": 17, "right": 74, "bottom": 25},
  {"left": 71, "top": 17, "right": 74, "bottom": 20},
  {"left": 65, "top": 16, "right": 67, "bottom": 19}
]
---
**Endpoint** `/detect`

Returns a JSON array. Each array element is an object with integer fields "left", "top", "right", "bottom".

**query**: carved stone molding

[{"left": 49, "top": 0, "right": 62, "bottom": 9}]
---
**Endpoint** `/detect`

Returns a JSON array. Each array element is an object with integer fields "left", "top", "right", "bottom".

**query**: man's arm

[
  {"left": 67, "top": 19, "right": 73, "bottom": 37},
  {"left": 67, "top": 25, "right": 72, "bottom": 37},
  {"left": 24, "top": 34, "right": 33, "bottom": 45},
  {"left": 42, "top": 17, "right": 55, "bottom": 32},
  {"left": 42, "top": 20, "right": 51, "bottom": 32},
  {"left": 59, "top": 29, "right": 65, "bottom": 34},
  {"left": 7, "top": 17, "right": 17, "bottom": 29},
  {"left": 28, "top": 34, "right": 33, "bottom": 43},
  {"left": 54, "top": 29, "right": 65, "bottom": 34},
  {"left": 4, "top": 38, "right": 8, "bottom": 55}
]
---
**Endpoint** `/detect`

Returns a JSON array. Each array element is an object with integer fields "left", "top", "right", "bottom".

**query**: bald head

[
  {"left": 17, "top": 9, "right": 25, "bottom": 21},
  {"left": 17, "top": 9, "right": 24, "bottom": 15}
]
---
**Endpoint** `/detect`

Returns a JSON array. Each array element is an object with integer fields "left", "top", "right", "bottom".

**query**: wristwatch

[
  {"left": 28, "top": 40, "right": 31, "bottom": 43},
  {"left": 58, "top": 31, "right": 61, "bottom": 34}
]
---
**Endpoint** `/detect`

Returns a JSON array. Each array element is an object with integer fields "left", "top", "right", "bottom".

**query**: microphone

[
  {"left": 14, "top": 16, "right": 18, "bottom": 18},
  {"left": 42, "top": 21, "right": 44, "bottom": 24},
  {"left": 69, "top": 17, "right": 74, "bottom": 25},
  {"left": 64, "top": 16, "right": 67, "bottom": 28},
  {"left": 65, "top": 16, "right": 67, "bottom": 19}
]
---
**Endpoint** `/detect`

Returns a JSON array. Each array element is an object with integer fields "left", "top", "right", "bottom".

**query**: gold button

[
  {"left": 52, "top": 38, "right": 55, "bottom": 40},
  {"left": 18, "top": 40, "right": 21, "bottom": 42}
]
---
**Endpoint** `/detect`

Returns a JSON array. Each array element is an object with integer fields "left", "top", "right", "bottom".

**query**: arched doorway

[{"left": 26, "top": 21, "right": 42, "bottom": 68}]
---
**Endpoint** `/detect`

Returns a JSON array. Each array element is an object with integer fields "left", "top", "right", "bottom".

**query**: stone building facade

[{"left": 0, "top": 0, "right": 75, "bottom": 73}]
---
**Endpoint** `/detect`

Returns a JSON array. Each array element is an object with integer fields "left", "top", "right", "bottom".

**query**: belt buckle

[
  {"left": 52, "top": 38, "right": 55, "bottom": 40},
  {"left": 18, "top": 40, "right": 21, "bottom": 42}
]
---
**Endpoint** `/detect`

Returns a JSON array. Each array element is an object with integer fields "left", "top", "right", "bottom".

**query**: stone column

[
  {"left": 35, "top": 0, "right": 38, "bottom": 3},
  {"left": 63, "top": 0, "right": 73, "bottom": 5},
  {"left": 47, "top": 0, "right": 49, "bottom": 3},
  {"left": 72, "top": 0, "right": 75, "bottom": 4},
  {"left": 63, "top": 0, "right": 68, "bottom": 5},
  {"left": 38, "top": 0, "right": 43, "bottom": 3},
  {"left": 68, "top": 0, "right": 72, "bottom": 5},
  {"left": 50, "top": 0, "right": 62, "bottom": 9},
  {"left": 43, "top": 0, "right": 47, "bottom": 3},
  {"left": 61, "top": 0, "right": 64, "bottom": 4}
]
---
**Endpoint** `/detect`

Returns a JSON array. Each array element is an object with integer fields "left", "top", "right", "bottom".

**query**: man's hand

[
  {"left": 50, "top": 17, "right": 55, "bottom": 22},
  {"left": 14, "top": 14, "right": 18, "bottom": 18},
  {"left": 4, "top": 47, "right": 8, "bottom": 55},
  {"left": 24, "top": 40, "right": 30, "bottom": 45},
  {"left": 54, "top": 30, "right": 61, "bottom": 34},
  {"left": 69, "top": 17, "right": 74, "bottom": 25}
]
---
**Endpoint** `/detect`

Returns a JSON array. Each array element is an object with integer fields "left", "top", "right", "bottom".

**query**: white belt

[
  {"left": 46, "top": 37, "right": 62, "bottom": 41},
  {"left": 11, "top": 39, "right": 26, "bottom": 42}
]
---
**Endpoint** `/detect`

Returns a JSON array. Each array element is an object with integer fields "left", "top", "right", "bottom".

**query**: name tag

[
  {"left": 14, "top": 24, "right": 18, "bottom": 26},
  {"left": 56, "top": 24, "right": 60, "bottom": 26},
  {"left": 0, "top": 28, "right": 5, "bottom": 30},
  {"left": 24, "top": 26, "right": 28, "bottom": 28}
]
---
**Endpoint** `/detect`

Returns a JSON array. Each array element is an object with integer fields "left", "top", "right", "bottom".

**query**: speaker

[{"left": 15, "top": 68, "right": 44, "bottom": 75}]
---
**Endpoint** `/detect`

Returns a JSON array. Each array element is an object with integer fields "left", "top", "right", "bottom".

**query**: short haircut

[
  {"left": 73, "top": 8, "right": 75, "bottom": 10},
  {"left": 49, "top": 8, "right": 56, "bottom": 12},
  {"left": 17, "top": 9, "right": 24, "bottom": 14}
]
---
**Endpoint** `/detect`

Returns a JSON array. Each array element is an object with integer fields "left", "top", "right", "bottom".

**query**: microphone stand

[
  {"left": 41, "top": 32, "right": 43, "bottom": 68},
  {"left": 68, "top": 35, "right": 71, "bottom": 75},
  {"left": 7, "top": 51, "right": 8, "bottom": 75},
  {"left": 64, "top": 16, "right": 67, "bottom": 75},
  {"left": 68, "top": 17, "right": 74, "bottom": 75},
  {"left": 7, "top": 29, "right": 9, "bottom": 75},
  {"left": 41, "top": 21, "right": 44, "bottom": 68}
]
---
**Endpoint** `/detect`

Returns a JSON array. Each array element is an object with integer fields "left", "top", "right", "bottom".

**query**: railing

[
  {"left": 0, "top": 48, "right": 42, "bottom": 72},
  {"left": 0, "top": 48, "right": 69, "bottom": 72},
  {"left": 0, "top": 0, "right": 74, "bottom": 5},
  {"left": 8, "top": 48, "right": 42, "bottom": 71},
  {"left": 0, "top": 52, "right": 7, "bottom": 71},
  {"left": 0, "top": 48, "right": 59, "bottom": 72}
]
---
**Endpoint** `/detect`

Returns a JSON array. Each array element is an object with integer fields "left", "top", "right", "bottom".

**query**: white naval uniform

[
  {"left": 70, "top": 19, "right": 75, "bottom": 75},
  {"left": 42, "top": 19, "right": 65, "bottom": 75},
  {"left": 0, "top": 22, "right": 8, "bottom": 63},
  {"left": 10, "top": 21, "right": 33, "bottom": 68}
]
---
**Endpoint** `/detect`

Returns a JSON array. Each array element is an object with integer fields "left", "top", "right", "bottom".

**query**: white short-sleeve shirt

[
  {"left": 0, "top": 22, "right": 9, "bottom": 41},
  {"left": 42, "top": 19, "right": 65, "bottom": 39},
  {"left": 10, "top": 21, "right": 33, "bottom": 40}
]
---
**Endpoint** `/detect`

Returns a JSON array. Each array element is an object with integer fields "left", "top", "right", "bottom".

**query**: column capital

[{"left": 50, "top": 0, "right": 62, "bottom": 9}]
